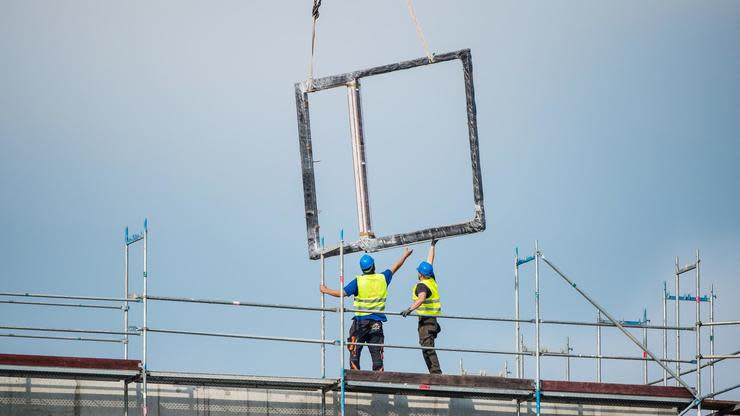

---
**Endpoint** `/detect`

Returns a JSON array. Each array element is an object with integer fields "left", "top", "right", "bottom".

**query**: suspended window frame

[{"left": 295, "top": 49, "right": 485, "bottom": 260}]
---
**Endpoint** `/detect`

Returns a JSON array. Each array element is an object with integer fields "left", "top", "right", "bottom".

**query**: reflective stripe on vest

[
  {"left": 412, "top": 278, "right": 442, "bottom": 316},
  {"left": 354, "top": 273, "right": 388, "bottom": 316}
]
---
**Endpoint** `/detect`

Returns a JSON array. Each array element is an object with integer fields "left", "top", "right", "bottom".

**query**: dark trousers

[
  {"left": 347, "top": 319, "right": 384, "bottom": 371},
  {"left": 418, "top": 317, "right": 442, "bottom": 374}
]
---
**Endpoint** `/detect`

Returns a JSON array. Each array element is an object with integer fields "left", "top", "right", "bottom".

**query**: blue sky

[{"left": 1, "top": 1, "right": 738, "bottom": 400}]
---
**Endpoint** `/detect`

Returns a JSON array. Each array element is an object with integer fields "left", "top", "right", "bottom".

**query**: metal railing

[{"left": 2, "top": 223, "right": 739, "bottom": 416}]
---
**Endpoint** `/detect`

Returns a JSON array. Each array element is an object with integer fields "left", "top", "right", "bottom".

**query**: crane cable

[
  {"left": 307, "top": 0, "right": 321, "bottom": 91},
  {"left": 406, "top": 0, "right": 434, "bottom": 63},
  {"left": 306, "top": 0, "right": 434, "bottom": 91}
]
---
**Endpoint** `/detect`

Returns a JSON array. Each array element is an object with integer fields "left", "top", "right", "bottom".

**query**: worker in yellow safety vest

[
  {"left": 401, "top": 240, "right": 442, "bottom": 374},
  {"left": 320, "top": 247, "right": 413, "bottom": 371}
]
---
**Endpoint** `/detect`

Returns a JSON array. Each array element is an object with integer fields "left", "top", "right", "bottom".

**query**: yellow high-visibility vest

[
  {"left": 412, "top": 278, "right": 441, "bottom": 316},
  {"left": 353, "top": 274, "right": 388, "bottom": 317}
]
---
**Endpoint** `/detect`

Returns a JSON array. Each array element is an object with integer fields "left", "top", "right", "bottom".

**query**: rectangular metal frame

[{"left": 295, "top": 49, "right": 485, "bottom": 259}]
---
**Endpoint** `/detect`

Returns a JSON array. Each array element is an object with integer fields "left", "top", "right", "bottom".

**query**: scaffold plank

[
  {"left": 343, "top": 370, "right": 533, "bottom": 399},
  {"left": 145, "top": 371, "right": 337, "bottom": 391},
  {"left": 0, "top": 353, "right": 140, "bottom": 371},
  {"left": 541, "top": 379, "right": 693, "bottom": 399},
  {"left": 703, "top": 399, "right": 740, "bottom": 414}
]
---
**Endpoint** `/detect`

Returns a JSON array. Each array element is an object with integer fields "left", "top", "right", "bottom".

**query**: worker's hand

[
  {"left": 400, "top": 308, "right": 413, "bottom": 318},
  {"left": 319, "top": 284, "right": 328, "bottom": 294},
  {"left": 403, "top": 247, "right": 413, "bottom": 258},
  {"left": 430, "top": 239, "right": 438, "bottom": 246}
]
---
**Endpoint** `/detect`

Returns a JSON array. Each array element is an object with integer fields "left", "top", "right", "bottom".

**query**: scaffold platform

[
  {"left": 1, "top": 354, "right": 739, "bottom": 414},
  {"left": 0, "top": 353, "right": 139, "bottom": 382}
]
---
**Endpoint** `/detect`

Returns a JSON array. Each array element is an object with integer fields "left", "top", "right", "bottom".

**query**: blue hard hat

[
  {"left": 417, "top": 261, "right": 434, "bottom": 277},
  {"left": 359, "top": 254, "right": 375, "bottom": 271}
]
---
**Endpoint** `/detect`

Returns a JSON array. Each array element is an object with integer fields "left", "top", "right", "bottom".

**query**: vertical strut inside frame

[{"left": 346, "top": 80, "right": 374, "bottom": 239}]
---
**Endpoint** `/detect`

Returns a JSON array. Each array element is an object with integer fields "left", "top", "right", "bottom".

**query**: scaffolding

[{"left": 1, "top": 223, "right": 739, "bottom": 416}]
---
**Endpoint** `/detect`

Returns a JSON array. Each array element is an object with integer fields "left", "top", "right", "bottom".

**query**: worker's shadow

[
  {"left": 367, "top": 394, "right": 480, "bottom": 416},
  {"left": 368, "top": 393, "right": 409, "bottom": 415},
  {"left": 448, "top": 396, "right": 476, "bottom": 415}
]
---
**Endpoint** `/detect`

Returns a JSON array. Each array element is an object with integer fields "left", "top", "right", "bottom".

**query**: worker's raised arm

[
  {"left": 389, "top": 247, "right": 413, "bottom": 274},
  {"left": 401, "top": 291, "right": 426, "bottom": 317},
  {"left": 319, "top": 284, "right": 345, "bottom": 298},
  {"left": 427, "top": 239, "right": 437, "bottom": 264}
]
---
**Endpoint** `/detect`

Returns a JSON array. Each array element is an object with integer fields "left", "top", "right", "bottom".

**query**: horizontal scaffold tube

[
  {"left": 147, "top": 328, "right": 335, "bottom": 345},
  {"left": 345, "top": 308, "right": 529, "bottom": 323},
  {"left": 146, "top": 295, "right": 336, "bottom": 313},
  {"left": 676, "top": 263, "right": 697, "bottom": 275},
  {"left": 701, "top": 320, "right": 740, "bottom": 327},
  {"left": 346, "top": 308, "right": 694, "bottom": 330},
  {"left": 346, "top": 341, "right": 533, "bottom": 356},
  {"left": 0, "top": 333, "right": 124, "bottom": 343},
  {"left": 0, "top": 325, "right": 139, "bottom": 336},
  {"left": 344, "top": 341, "right": 695, "bottom": 363},
  {"left": 647, "top": 349, "right": 740, "bottom": 385},
  {"left": 0, "top": 299, "right": 123, "bottom": 310},
  {"left": 539, "top": 319, "right": 694, "bottom": 331},
  {"left": 702, "top": 354, "right": 740, "bottom": 360},
  {"left": 540, "top": 351, "right": 694, "bottom": 364},
  {"left": 0, "top": 292, "right": 135, "bottom": 303}
]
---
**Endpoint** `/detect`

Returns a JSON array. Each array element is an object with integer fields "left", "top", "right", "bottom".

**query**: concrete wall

[{"left": 0, "top": 377, "right": 676, "bottom": 416}]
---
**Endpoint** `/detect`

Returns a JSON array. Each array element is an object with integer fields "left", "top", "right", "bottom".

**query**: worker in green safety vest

[
  {"left": 401, "top": 240, "right": 442, "bottom": 374},
  {"left": 320, "top": 247, "right": 413, "bottom": 371}
]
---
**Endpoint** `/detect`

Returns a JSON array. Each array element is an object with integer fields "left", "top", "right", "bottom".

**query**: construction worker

[
  {"left": 401, "top": 240, "right": 442, "bottom": 374},
  {"left": 320, "top": 248, "right": 413, "bottom": 371}
]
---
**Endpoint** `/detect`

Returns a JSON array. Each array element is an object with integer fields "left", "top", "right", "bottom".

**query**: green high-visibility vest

[
  {"left": 353, "top": 274, "right": 388, "bottom": 316},
  {"left": 412, "top": 278, "right": 441, "bottom": 316}
]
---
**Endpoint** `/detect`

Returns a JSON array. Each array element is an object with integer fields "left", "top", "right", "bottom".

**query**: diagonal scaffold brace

[{"left": 538, "top": 254, "right": 700, "bottom": 403}]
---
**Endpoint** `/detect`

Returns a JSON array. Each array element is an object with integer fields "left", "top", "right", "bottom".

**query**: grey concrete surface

[{"left": 0, "top": 377, "right": 676, "bottom": 415}]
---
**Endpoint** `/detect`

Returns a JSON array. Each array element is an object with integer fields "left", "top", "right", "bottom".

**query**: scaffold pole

[
  {"left": 534, "top": 240, "right": 541, "bottom": 416},
  {"left": 339, "top": 230, "right": 345, "bottom": 416}
]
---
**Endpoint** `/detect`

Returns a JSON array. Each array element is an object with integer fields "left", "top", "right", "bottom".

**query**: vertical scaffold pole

[
  {"left": 339, "top": 230, "right": 345, "bottom": 416},
  {"left": 320, "top": 238, "right": 326, "bottom": 416},
  {"left": 534, "top": 240, "right": 541, "bottom": 416},
  {"left": 124, "top": 228, "right": 129, "bottom": 360},
  {"left": 643, "top": 323, "right": 648, "bottom": 384},
  {"left": 695, "top": 249, "right": 701, "bottom": 415},
  {"left": 675, "top": 256, "right": 681, "bottom": 387},
  {"left": 662, "top": 281, "right": 667, "bottom": 386},
  {"left": 123, "top": 380, "right": 129, "bottom": 416},
  {"left": 597, "top": 310, "right": 602, "bottom": 382},
  {"left": 566, "top": 336, "right": 571, "bottom": 381},
  {"left": 123, "top": 227, "right": 129, "bottom": 416},
  {"left": 514, "top": 247, "right": 521, "bottom": 378},
  {"left": 710, "top": 284, "right": 715, "bottom": 395},
  {"left": 142, "top": 219, "right": 148, "bottom": 416},
  {"left": 520, "top": 334, "right": 525, "bottom": 377},
  {"left": 320, "top": 237, "right": 326, "bottom": 378}
]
